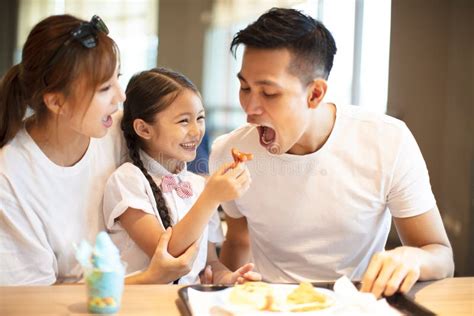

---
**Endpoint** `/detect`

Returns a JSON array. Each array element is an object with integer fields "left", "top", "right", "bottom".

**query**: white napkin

[
  {"left": 187, "top": 276, "right": 402, "bottom": 316},
  {"left": 332, "top": 276, "right": 401, "bottom": 315}
]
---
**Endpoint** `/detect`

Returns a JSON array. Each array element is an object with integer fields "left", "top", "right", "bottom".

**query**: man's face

[{"left": 238, "top": 47, "right": 312, "bottom": 154}]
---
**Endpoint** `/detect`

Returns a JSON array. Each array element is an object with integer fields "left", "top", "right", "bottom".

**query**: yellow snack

[
  {"left": 229, "top": 281, "right": 334, "bottom": 313},
  {"left": 103, "top": 297, "right": 116, "bottom": 306},
  {"left": 286, "top": 282, "right": 333, "bottom": 312},
  {"left": 229, "top": 282, "right": 273, "bottom": 311}
]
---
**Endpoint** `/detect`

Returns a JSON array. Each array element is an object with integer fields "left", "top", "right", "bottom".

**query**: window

[{"left": 15, "top": 0, "right": 158, "bottom": 89}]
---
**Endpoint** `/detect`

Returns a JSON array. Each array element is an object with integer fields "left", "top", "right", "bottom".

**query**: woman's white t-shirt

[
  {"left": 103, "top": 150, "right": 224, "bottom": 284},
  {"left": 0, "top": 112, "right": 125, "bottom": 285}
]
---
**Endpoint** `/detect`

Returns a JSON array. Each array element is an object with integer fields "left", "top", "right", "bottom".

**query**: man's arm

[
  {"left": 361, "top": 206, "right": 454, "bottom": 297},
  {"left": 219, "top": 215, "right": 250, "bottom": 271}
]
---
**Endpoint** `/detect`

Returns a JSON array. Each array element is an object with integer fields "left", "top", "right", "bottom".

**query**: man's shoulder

[{"left": 338, "top": 104, "right": 409, "bottom": 139}]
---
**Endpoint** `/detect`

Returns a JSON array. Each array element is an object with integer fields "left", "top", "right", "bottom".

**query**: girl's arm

[
  {"left": 119, "top": 207, "right": 164, "bottom": 257},
  {"left": 166, "top": 163, "right": 251, "bottom": 257},
  {"left": 119, "top": 163, "right": 250, "bottom": 260},
  {"left": 206, "top": 242, "right": 261, "bottom": 284},
  {"left": 124, "top": 227, "right": 198, "bottom": 284}
]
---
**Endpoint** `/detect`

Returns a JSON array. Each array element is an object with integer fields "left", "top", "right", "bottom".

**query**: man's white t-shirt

[
  {"left": 0, "top": 112, "right": 125, "bottom": 285},
  {"left": 103, "top": 150, "right": 224, "bottom": 284},
  {"left": 209, "top": 104, "right": 436, "bottom": 282}
]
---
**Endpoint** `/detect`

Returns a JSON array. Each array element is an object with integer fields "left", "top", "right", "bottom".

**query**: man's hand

[{"left": 360, "top": 246, "right": 421, "bottom": 297}]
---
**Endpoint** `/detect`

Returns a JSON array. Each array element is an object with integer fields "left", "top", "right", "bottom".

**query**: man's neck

[{"left": 287, "top": 102, "right": 336, "bottom": 155}]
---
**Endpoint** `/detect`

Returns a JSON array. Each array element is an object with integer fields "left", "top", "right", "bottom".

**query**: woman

[{"left": 0, "top": 14, "right": 196, "bottom": 285}]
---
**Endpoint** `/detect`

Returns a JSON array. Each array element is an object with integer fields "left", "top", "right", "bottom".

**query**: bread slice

[
  {"left": 286, "top": 282, "right": 333, "bottom": 312},
  {"left": 229, "top": 281, "right": 274, "bottom": 311}
]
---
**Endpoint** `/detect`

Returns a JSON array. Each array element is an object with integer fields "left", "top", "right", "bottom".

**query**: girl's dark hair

[
  {"left": 0, "top": 14, "right": 118, "bottom": 147},
  {"left": 121, "top": 67, "right": 199, "bottom": 228},
  {"left": 230, "top": 7, "right": 337, "bottom": 84}
]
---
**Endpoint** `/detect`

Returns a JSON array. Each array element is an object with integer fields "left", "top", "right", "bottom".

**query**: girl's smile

[{"left": 144, "top": 89, "right": 205, "bottom": 170}]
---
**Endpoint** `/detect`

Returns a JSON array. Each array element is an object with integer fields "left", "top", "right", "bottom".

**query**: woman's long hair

[{"left": 0, "top": 14, "right": 118, "bottom": 147}]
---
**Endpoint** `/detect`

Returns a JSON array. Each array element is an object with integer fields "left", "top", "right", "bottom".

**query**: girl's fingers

[
  {"left": 226, "top": 163, "right": 246, "bottom": 178},
  {"left": 243, "top": 271, "right": 262, "bottom": 281},
  {"left": 200, "top": 265, "right": 213, "bottom": 284},
  {"left": 216, "top": 162, "right": 235, "bottom": 175},
  {"left": 236, "top": 171, "right": 251, "bottom": 186},
  {"left": 237, "top": 263, "right": 254, "bottom": 274}
]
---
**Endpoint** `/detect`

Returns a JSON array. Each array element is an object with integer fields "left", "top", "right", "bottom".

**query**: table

[{"left": 1, "top": 277, "right": 473, "bottom": 315}]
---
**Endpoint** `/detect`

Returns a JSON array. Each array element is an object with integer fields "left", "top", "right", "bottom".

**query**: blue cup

[{"left": 85, "top": 268, "right": 125, "bottom": 314}]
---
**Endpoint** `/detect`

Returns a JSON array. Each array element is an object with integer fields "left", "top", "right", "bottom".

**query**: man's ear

[
  {"left": 43, "top": 92, "right": 65, "bottom": 115},
  {"left": 307, "top": 79, "right": 328, "bottom": 109},
  {"left": 133, "top": 118, "right": 153, "bottom": 140}
]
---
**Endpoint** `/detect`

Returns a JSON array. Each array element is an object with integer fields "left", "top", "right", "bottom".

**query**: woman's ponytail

[{"left": 0, "top": 64, "right": 28, "bottom": 148}]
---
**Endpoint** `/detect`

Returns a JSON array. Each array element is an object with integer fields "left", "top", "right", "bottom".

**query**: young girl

[
  {"left": 0, "top": 15, "right": 195, "bottom": 285},
  {"left": 103, "top": 68, "right": 259, "bottom": 284}
]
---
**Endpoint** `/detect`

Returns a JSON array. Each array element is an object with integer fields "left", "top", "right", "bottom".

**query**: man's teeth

[{"left": 261, "top": 127, "right": 272, "bottom": 145}]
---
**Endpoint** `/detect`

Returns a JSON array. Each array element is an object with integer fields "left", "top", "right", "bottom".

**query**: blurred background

[{"left": 0, "top": 0, "right": 472, "bottom": 277}]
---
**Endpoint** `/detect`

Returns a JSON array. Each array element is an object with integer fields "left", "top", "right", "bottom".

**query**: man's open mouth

[{"left": 257, "top": 125, "right": 276, "bottom": 146}]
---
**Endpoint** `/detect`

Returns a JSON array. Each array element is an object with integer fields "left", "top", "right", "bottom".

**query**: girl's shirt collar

[{"left": 139, "top": 150, "right": 187, "bottom": 178}]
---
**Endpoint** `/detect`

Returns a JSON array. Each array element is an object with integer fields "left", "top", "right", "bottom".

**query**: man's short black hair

[{"left": 231, "top": 7, "right": 337, "bottom": 84}]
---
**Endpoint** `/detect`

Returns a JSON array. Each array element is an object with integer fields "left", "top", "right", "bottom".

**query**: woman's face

[{"left": 63, "top": 66, "right": 125, "bottom": 138}]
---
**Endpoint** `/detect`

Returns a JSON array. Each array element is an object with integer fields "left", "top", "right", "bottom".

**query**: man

[{"left": 209, "top": 8, "right": 453, "bottom": 297}]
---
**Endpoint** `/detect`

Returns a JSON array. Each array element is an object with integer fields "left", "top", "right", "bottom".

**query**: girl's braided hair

[{"left": 121, "top": 67, "right": 199, "bottom": 228}]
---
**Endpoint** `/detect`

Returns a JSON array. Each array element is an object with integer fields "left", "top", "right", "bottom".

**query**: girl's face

[
  {"left": 63, "top": 66, "right": 125, "bottom": 138},
  {"left": 146, "top": 89, "right": 205, "bottom": 165}
]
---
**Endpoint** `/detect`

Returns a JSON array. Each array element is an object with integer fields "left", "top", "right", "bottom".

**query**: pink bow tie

[{"left": 161, "top": 175, "right": 193, "bottom": 199}]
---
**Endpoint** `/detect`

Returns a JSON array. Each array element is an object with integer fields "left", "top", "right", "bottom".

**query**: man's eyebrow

[{"left": 237, "top": 73, "right": 282, "bottom": 88}]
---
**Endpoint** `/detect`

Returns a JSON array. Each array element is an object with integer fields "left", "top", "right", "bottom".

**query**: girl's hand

[
  {"left": 143, "top": 227, "right": 199, "bottom": 283},
  {"left": 229, "top": 263, "right": 262, "bottom": 284},
  {"left": 199, "top": 265, "right": 213, "bottom": 284},
  {"left": 204, "top": 162, "right": 252, "bottom": 203}
]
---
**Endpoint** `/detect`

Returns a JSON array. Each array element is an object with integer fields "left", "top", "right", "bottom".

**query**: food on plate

[
  {"left": 229, "top": 281, "right": 274, "bottom": 311},
  {"left": 286, "top": 282, "right": 333, "bottom": 312},
  {"left": 230, "top": 148, "right": 253, "bottom": 168},
  {"left": 229, "top": 281, "right": 334, "bottom": 313}
]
